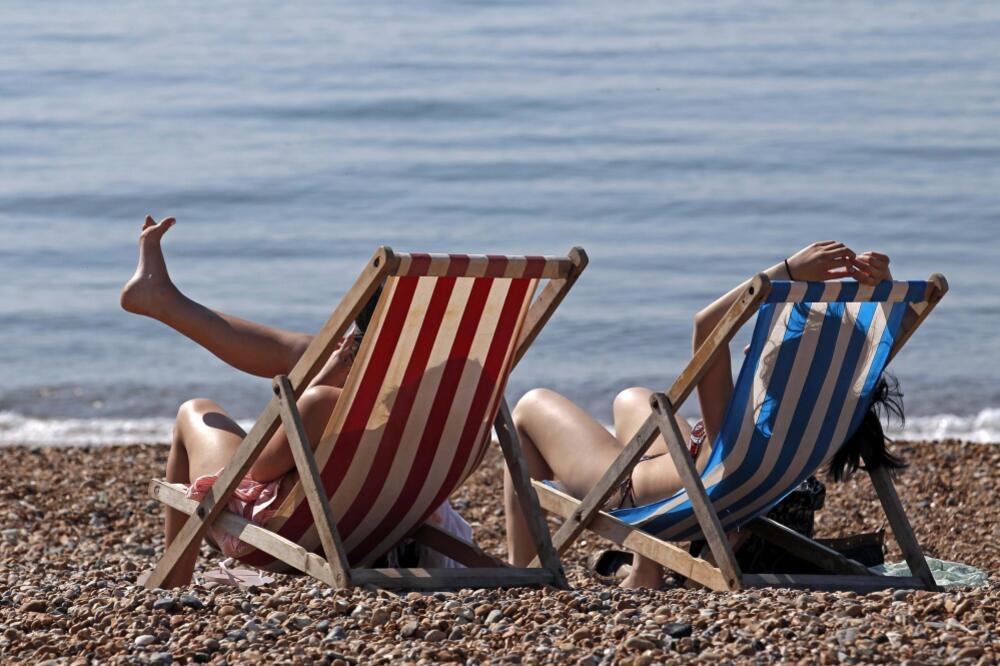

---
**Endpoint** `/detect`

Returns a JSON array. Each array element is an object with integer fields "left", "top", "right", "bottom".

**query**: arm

[{"left": 691, "top": 242, "right": 891, "bottom": 442}]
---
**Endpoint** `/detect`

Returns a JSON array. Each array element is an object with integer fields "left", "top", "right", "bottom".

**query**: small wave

[
  {"left": 0, "top": 411, "right": 253, "bottom": 447},
  {"left": 2, "top": 409, "right": 998, "bottom": 447},
  {"left": 890, "top": 409, "right": 1000, "bottom": 444}
]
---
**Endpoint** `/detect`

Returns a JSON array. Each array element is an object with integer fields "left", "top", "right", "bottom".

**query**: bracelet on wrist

[{"left": 784, "top": 258, "right": 797, "bottom": 281}]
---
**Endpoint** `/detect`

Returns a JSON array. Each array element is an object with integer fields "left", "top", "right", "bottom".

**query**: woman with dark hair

[{"left": 504, "top": 240, "right": 905, "bottom": 589}]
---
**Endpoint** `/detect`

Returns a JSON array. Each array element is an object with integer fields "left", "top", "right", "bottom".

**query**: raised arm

[{"left": 691, "top": 241, "right": 892, "bottom": 442}]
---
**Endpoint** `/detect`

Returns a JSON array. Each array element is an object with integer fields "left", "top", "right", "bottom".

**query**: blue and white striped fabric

[{"left": 610, "top": 280, "right": 930, "bottom": 542}]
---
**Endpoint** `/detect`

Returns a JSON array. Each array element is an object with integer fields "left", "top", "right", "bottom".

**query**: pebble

[
  {"left": 178, "top": 594, "right": 204, "bottom": 610},
  {"left": 424, "top": 629, "right": 447, "bottom": 642},
  {"left": 485, "top": 609, "right": 504, "bottom": 625},
  {"left": 841, "top": 604, "right": 864, "bottom": 618},
  {"left": 955, "top": 646, "right": 984, "bottom": 660},
  {"left": 662, "top": 622, "right": 692, "bottom": 639},
  {"left": 624, "top": 636, "right": 655, "bottom": 651},
  {"left": 400, "top": 621, "right": 420, "bottom": 638},
  {"left": 19, "top": 599, "right": 46, "bottom": 613},
  {"left": 134, "top": 634, "right": 157, "bottom": 647},
  {"left": 152, "top": 597, "right": 178, "bottom": 613}
]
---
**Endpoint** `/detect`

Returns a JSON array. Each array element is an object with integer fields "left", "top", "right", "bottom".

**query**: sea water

[{"left": 1, "top": 1, "right": 999, "bottom": 445}]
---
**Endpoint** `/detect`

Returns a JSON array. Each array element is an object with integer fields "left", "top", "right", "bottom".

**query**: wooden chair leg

[
  {"left": 864, "top": 461, "right": 939, "bottom": 591},
  {"left": 650, "top": 392, "right": 743, "bottom": 591},
  {"left": 494, "top": 400, "right": 568, "bottom": 588},
  {"left": 274, "top": 376, "right": 352, "bottom": 588}
]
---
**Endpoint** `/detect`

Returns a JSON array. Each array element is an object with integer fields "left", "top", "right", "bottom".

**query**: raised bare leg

[{"left": 121, "top": 216, "right": 313, "bottom": 378}]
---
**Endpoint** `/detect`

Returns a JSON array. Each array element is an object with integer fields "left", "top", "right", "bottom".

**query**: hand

[
  {"left": 850, "top": 251, "right": 892, "bottom": 285},
  {"left": 785, "top": 241, "right": 856, "bottom": 282}
]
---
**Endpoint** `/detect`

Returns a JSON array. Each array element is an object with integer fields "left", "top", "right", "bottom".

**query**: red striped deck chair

[
  {"left": 145, "top": 246, "right": 587, "bottom": 590},
  {"left": 534, "top": 273, "right": 948, "bottom": 593}
]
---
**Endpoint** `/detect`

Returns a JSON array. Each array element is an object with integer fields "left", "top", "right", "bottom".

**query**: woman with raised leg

[{"left": 122, "top": 216, "right": 356, "bottom": 586}]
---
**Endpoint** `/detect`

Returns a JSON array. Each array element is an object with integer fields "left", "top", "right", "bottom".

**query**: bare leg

[
  {"left": 505, "top": 389, "right": 625, "bottom": 568},
  {"left": 504, "top": 387, "right": 707, "bottom": 589},
  {"left": 162, "top": 386, "right": 341, "bottom": 587},
  {"left": 162, "top": 398, "right": 245, "bottom": 588},
  {"left": 121, "top": 216, "right": 313, "bottom": 378}
]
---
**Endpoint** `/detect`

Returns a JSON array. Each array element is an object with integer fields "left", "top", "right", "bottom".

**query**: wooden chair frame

[
  {"left": 144, "top": 245, "right": 588, "bottom": 591},
  {"left": 532, "top": 272, "right": 949, "bottom": 592}
]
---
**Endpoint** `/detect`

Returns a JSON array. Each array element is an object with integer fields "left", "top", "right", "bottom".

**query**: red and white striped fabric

[{"left": 240, "top": 254, "right": 549, "bottom": 570}]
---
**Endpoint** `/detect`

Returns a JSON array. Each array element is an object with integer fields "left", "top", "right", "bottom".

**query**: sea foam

[{"left": 1, "top": 409, "right": 998, "bottom": 447}]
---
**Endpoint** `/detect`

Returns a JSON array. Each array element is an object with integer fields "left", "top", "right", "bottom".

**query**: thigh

[
  {"left": 514, "top": 388, "right": 624, "bottom": 499},
  {"left": 175, "top": 398, "right": 247, "bottom": 479}
]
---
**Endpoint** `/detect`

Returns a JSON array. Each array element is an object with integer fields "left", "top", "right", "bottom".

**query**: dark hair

[
  {"left": 354, "top": 285, "right": 384, "bottom": 334},
  {"left": 827, "top": 374, "right": 907, "bottom": 482}
]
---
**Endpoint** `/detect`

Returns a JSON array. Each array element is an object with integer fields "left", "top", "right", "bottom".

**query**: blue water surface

[{"left": 1, "top": 1, "right": 998, "bottom": 434}]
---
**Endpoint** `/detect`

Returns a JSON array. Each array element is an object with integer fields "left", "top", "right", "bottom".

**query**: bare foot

[
  {"left": 120, "top": 215, "right": 178, "bottom": 319},
  {"left": 618, "top": 554, "right": 664, "bottom": 589}
]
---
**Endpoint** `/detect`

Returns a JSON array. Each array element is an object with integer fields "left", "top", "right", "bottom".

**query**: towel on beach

[{"left": 872, "top": 557, "right": 988, "bottom": 588}]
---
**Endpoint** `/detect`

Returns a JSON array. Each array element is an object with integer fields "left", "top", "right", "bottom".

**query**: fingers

[
  {"left": 143, "top": 215, "right": 155, "bottom": 230},
  {"left": 820, "top": 242, "right": 856, "bottom": 260},
  {"left": 849, "top": 261, "right": 879, "bottom": 285},
  {"left": 851, "top": 254, "right": 891, "bottom": 285}
]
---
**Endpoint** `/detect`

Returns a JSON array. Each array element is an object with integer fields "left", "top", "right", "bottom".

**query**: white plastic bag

[{"left": 420, "top": 500, "right": 475, "bottom": 569}]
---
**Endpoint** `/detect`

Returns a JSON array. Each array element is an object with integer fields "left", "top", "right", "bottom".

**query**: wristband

[{"left": 784, "top": 258, "right": 797, "bottom": 281}]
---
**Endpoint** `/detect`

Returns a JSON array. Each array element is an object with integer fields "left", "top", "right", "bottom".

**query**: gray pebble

[
  {"left": 662, "top": 622, "right": 693, "bottom": 639},
  {"left": 152, "top": 598, "right": 177, "bottom": 613},
  {"left": 225, "top": 629, "right": 247, "bottom": 642},
  {"left": 325, "top": 625, "right": 347, "bottom": 641},
  {"left": 178, "top": 594, "right": 204, "bottom": 610}
]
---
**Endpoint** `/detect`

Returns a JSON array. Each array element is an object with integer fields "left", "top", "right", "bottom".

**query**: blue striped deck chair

[{"left": 533, "top": 273, "right": 948, "bottom": 592}]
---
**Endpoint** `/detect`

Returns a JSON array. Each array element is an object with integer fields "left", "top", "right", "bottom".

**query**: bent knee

[
  {"left": 513, "top": 388, "right": 561, "bottom": 423},
  {"left": 176, "top": 397, "right": 220, "bottom": 420},
  {"left": 613, "top": 387, "right": 653, "bottom": 414},
  {"left": 298, "top": 385, "right": 341, "bottom": 414}
]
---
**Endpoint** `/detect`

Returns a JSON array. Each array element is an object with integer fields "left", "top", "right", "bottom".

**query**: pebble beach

[{"left": 0, "top": 440, "right": 997, "bottom": 665}]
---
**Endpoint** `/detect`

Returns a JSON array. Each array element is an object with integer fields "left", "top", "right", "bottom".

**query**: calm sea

[{"left": 2, "top": 1, "right": 999, "bottom": 445}]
